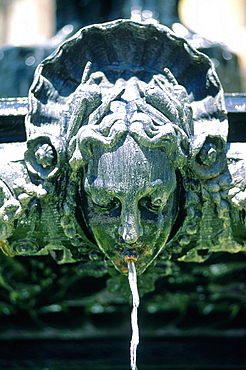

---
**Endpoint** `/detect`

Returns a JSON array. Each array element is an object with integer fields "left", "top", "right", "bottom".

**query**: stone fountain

[
  {"left": 0, "top": 19, "right": 245, "bottom": 369},
  {"left": 1, "top": 19, "right": 245, "bottom": 268}
]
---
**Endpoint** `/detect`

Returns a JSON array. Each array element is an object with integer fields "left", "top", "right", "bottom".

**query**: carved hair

[{"left": 68, "top": 72, "right": 193, "bottom": 173}]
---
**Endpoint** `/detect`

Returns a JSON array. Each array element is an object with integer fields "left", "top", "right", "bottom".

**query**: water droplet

[
  {"left": 25, "top": 56, "right": 36, "bottom": 66},
  {"left": 211, "top": 58, "right": 220, "bottom": 68},
  {"left": 222, "top": 50, "right": 232, "bottom": 61}
]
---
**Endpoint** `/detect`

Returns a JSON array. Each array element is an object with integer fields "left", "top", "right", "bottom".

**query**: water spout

[{"left": 128, "top": 261, "right": 140, "bottom": 370}]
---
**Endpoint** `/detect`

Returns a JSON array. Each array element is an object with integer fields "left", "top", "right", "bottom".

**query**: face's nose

[{"left": 118, "top": 201, "right": 143, "bottom": 244}]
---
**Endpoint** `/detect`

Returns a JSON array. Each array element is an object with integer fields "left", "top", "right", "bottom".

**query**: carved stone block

[{"left": 0, "top": 20, "right": 245, "bottom": 275}]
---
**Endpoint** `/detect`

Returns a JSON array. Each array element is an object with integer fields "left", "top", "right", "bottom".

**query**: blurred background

[{"left": 0, "top": 0, "right": 246, "bottom": 97}]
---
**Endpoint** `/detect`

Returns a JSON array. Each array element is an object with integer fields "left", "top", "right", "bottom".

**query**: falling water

[{"left": 128, "top": 261, "right": 140, "bottom": 370}]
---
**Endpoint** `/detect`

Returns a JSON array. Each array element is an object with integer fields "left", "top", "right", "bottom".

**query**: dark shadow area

[{"left": 0, "top": 337, "right": 245, "bottom": 369}]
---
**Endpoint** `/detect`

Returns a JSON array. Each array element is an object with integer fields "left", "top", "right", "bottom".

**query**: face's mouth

[
  {"left": 110, "top": 245, "right": 151, "bottom": 275},
  {"left": 118, "top": 244, "right": 142, "bottom": 262},
  {"left": 121, "top": 248, "right": 138, "bottom": 262}
]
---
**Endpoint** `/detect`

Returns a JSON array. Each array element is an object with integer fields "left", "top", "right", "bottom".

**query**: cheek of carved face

[{"left": 83, "top": 136, "right": 177, "bottom": 275}]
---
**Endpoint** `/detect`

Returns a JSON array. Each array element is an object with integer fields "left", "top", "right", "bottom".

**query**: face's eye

[
  {"left": 139, "top": 197, "right": 165, "bottom": 213},
  {"left": 92, "top": 197, "right": 121, "bottom": 213}
]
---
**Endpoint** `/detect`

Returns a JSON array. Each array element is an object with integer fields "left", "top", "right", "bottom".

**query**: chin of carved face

[{"left": 83, "top": 135, "right": 177, "bottom": 275}]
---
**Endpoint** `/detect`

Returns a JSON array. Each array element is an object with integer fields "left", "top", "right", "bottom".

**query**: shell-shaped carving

[{"left": 26, "top": 19, "right": 228, "bottom": 145}]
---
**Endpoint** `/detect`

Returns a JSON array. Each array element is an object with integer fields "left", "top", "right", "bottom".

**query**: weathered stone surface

[{"left": 0, "top": 20, "right": 246, "bottom": 278}]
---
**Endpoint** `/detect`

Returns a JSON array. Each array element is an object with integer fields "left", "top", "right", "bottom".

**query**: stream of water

[{"left": 128, "top": 261, "right": 140, "bottom": 370}]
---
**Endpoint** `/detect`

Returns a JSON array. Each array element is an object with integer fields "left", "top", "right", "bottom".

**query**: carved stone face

[{"left": 83, "top": 135, "right": 177, "bottom": 275}]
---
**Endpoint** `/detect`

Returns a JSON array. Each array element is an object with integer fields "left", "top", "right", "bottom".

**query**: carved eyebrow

[
  {"left": 85, "top": 173, "right": 173, "bottom": 203},
  {"left": 84, "top": 182, "right": 116, "bottom": 201}
]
